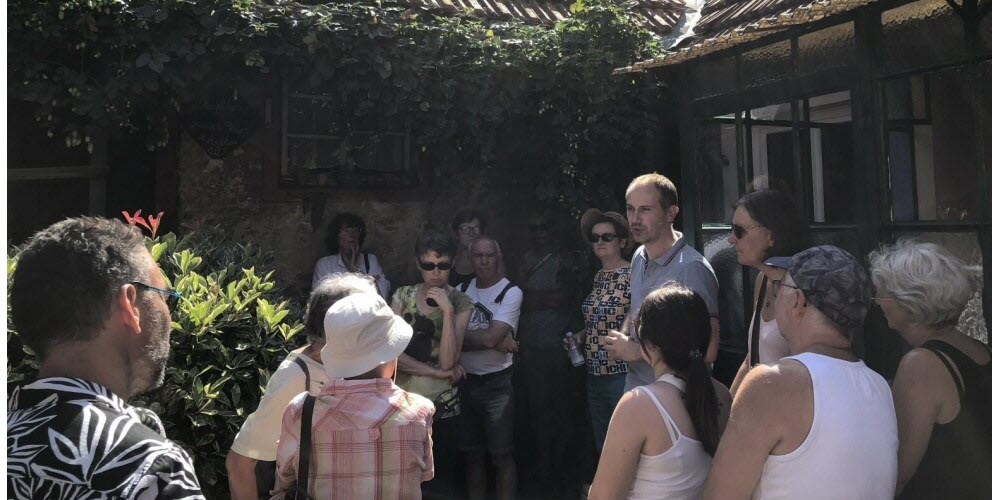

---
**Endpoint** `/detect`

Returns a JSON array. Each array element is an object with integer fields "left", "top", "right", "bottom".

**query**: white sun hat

[{"left": 320, "top": 293, "right": 413, "bottom": 379}]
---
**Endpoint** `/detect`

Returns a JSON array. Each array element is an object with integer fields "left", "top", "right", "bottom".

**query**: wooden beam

[{"left": 8, "top": 165, "right": 107, "bottom": 181}]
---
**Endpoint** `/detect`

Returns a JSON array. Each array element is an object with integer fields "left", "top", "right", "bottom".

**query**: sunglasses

[
  {"left": 131, "top": 281, "right": 181, "bottom": 309},
  {"left": 731, "top": 223, "right": 763, "bottom": 240},
  {"left": 588, "top": 233, "right": 617, "bottom": 243},
  {"left": 419, "top": 261, "right": 453, "bottom": 271},
  {"left": 458, "top": 225, "right": 481, "bottom": 235}
]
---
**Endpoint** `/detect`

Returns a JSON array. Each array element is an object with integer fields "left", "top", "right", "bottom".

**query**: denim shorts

[{"left": 456, "top": 366, "right": 515, "bottom": 456}]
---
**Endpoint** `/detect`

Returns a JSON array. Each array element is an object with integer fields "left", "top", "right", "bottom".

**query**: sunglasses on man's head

[
  {"left": 588, "top": 233, "right": 617, "bottom": 243},
  {"left": 731, "top": 223, "right": 763, "bottom": 240},
  {"left": 419, "top": 261, "right": 453, "bottom": 271}
]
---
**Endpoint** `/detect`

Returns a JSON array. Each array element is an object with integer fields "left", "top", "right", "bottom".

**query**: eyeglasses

[
  {"left": 529, "top": 224, "right": 548, "bottom": 232},
  {"left": 770, "top": 279, "right": 803, "bottom": 293},
  {"left": 458, "top": 225, "right": 481, "bottom": 235},
  {"left": 731, "top": 223, "right": 763, "bottom": 240},
  {"left": 131, "top": 281, "right": 181, "bottom": 309},
  {"left": 419, "top": 261, "right": 453, "bottom": 271},
  {"left": 588, "top": 233, "right": 617, "bottom": 243}
]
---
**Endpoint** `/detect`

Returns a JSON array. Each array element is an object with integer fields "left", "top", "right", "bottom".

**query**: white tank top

[
  {"left": 747, "top": 311, "right": 790, "bottom": 365},
  {"left": 753, "top": 353, "right": 898, "bottom": 500},
  {"left": 627, "top": 375, "right": 712, "bottom": 500}
]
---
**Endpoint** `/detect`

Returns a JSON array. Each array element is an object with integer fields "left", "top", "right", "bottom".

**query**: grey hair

[
  {"left": 471, "top": 235, "right": 502, "bottom": 255},
  {"left": 868, "top": 240, "right": 980, "bottom": 328},
  {"left": 305, "top": 273, "right": 379, "bottom": 344}
]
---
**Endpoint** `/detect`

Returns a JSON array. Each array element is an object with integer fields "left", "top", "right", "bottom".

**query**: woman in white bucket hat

[{"left": 272, "top": 291, "right": 437, "bottom": 499}]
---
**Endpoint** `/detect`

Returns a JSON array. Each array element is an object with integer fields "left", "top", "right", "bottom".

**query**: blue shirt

[{"left": 626, "top": 234, "right": 719, "bottom": 391}]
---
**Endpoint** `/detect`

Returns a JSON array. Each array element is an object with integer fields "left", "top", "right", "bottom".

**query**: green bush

[{"left": 6, "top": 228, "right": 304, "bottom": 499}]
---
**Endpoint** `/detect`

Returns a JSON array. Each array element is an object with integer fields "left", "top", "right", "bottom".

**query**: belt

[{"left": 463, "top": 365, "right": 513, "bottom": 382}]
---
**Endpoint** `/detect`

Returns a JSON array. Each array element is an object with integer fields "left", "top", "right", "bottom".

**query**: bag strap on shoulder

[
  {"left": 460, "top": 280, "right": 471, "bottom": 293},
  {"left": 294, "top": 395, "right": 317, "bottom": 499},
  {"left": 749, "top": 278, "right": 769, "bottom": 367},
  {"left": 364, "top": 253, "right": 371, "bottom": 274},
  {"left": 495, "top": 282, "right": 517, "bottom": 304},
  {"left": 292, "top": 357, "right": 311, "bottom": 393}
]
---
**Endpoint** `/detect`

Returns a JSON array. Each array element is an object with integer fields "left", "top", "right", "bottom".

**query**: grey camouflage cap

[{"left": 766, "top": 245, "right": 872, "bottom": 331}]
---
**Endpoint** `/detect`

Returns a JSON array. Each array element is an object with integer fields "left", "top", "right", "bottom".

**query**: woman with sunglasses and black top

[
  {"left": 727, "top": 190, "right": 809, "bottom": 395},
  {"left": 390, "top": 228, "right": 474, "bottom": 499},
  {"left": 567, "top": 209, "right": 632, "bottom": 458}
]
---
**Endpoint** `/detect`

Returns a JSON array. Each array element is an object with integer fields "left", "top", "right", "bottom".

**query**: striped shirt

[{"left": 272, "top": 378, "right": 435, "bottom": 499}]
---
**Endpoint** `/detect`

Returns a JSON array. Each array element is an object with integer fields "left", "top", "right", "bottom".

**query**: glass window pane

[
  {"left": 748, "top": 103, "right": 795, "bottom": 193},
  {"left": 886, "top": 232, "right": 988, "bottom": 344},
  {"left": 884, "top": 67, "right": 981, "bottom": 221},
  {"left": 287, "top": 95, "right": 339, "bottom": 136},
  {"left": 882, "top": 0, "right": 966, "bottom": 74},
  {"left": 804, "top": 91, "right": 854, "bottom": 224},
  {"left": 284, "top": 138, "right": 343, "bottom": 185},
  {"left": 698, "top": 119, "right": 741, "bottom": 223},
  {"left": 742, "top": 40, "right": 793, "bottom": 87},
  {"left": 797, "top": 22, "right": 855, "bottom": 75}
]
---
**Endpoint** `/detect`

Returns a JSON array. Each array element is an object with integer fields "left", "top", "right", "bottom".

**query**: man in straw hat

[{"left": 272, "top": 287, "right": 436, "bottom": 498}]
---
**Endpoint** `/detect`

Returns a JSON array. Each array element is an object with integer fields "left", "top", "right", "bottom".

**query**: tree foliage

[{"left": 9, "top": 0, "right": 665, "bottom": 211}]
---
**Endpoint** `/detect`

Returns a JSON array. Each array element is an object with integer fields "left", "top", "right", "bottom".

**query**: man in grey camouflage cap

[{"left": 705, "top": 245, "right": 898, "bottom": 500}]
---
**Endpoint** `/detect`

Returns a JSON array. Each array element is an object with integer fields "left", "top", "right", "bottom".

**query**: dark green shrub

[{"left": 6, "top": 228, "right": 303, "bottom": 498}]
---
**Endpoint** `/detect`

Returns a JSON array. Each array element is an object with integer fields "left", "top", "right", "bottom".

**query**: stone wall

[
  {"left": 176, "top": 129, "right": 441, "bottom": 297},
  {"left": 175, "top": 123, "right": 550, "bottom": 300}
]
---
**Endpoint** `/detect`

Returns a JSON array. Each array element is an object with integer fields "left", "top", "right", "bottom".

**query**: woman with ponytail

[{"left": 588, "top": 285, "right": 725, "bottom": 500}]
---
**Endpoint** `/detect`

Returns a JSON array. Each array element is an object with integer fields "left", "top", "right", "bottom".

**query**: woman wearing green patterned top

[{"left": 391, "top": 228, "right": 473, "bottom": 499}]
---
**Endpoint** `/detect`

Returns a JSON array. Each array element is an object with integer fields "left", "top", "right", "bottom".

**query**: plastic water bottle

[{"left": 566, "top": 332, "right": 585, "bottom": 368}]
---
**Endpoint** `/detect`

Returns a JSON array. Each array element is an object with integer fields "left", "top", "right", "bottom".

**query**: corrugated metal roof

[
  {"left": 412, "top": 0, "right": 686, "bottom": 34},
  {"left": 616, "top": 0, "right": 879, "bottom": 72}
]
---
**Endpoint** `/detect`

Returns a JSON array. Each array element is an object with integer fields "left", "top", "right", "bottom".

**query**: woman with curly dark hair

[{"left": 313, "top": 212, "right": 390, "bottom": 298}]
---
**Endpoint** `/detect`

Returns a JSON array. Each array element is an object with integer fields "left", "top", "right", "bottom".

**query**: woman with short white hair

[{"left": 869, "top": 240, "right": 990, "bottom": 500}]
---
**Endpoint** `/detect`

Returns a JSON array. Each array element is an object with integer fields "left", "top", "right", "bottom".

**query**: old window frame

[{"left": 278, "top": 80, "right": 418, "bottom": 190}]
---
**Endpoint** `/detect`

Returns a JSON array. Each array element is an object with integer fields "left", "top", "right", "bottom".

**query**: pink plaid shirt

[{"left": 272, "top": 378, "right": 435, "bottom": 499}]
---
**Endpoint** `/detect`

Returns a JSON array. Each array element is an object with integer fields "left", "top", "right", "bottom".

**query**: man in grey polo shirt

[{"left": 604, "top": 173, "right": 720, "bottom": 391}]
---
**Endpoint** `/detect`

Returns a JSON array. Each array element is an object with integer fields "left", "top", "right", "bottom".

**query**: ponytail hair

[{"left": 635, "top": 285, "right": 721, "bottom": 455}]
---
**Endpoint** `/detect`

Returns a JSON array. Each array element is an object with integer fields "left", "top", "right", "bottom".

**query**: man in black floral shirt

[{"left": 7, "top": 217, "right": 204, "bottom": 499}]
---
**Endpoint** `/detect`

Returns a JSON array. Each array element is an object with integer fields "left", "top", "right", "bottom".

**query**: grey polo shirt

[{"left": 625, "top": 234, "right": 720, "bottom": 391}]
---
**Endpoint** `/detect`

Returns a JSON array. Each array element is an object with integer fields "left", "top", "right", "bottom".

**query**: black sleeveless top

[{"left": 900, "top": 339, "right": 991, "bottom": 500}]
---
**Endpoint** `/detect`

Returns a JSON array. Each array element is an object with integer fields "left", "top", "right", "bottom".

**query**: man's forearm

[{"left": 462, "top": 328, "right": 496, "bottom": 351}]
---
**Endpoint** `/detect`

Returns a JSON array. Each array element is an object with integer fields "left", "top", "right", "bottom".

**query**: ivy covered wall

[{"left": 10, "top": 0, "right": 675, "bottom": 290}]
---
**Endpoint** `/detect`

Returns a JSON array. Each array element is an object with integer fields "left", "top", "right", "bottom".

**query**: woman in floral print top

[{"left": 571, "top": 209, "right": 632, "bottom": 456}]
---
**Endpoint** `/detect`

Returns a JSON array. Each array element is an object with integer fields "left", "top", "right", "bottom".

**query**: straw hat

[{"left": 580, "top": 208, "right": 629, "bottom": 242}]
